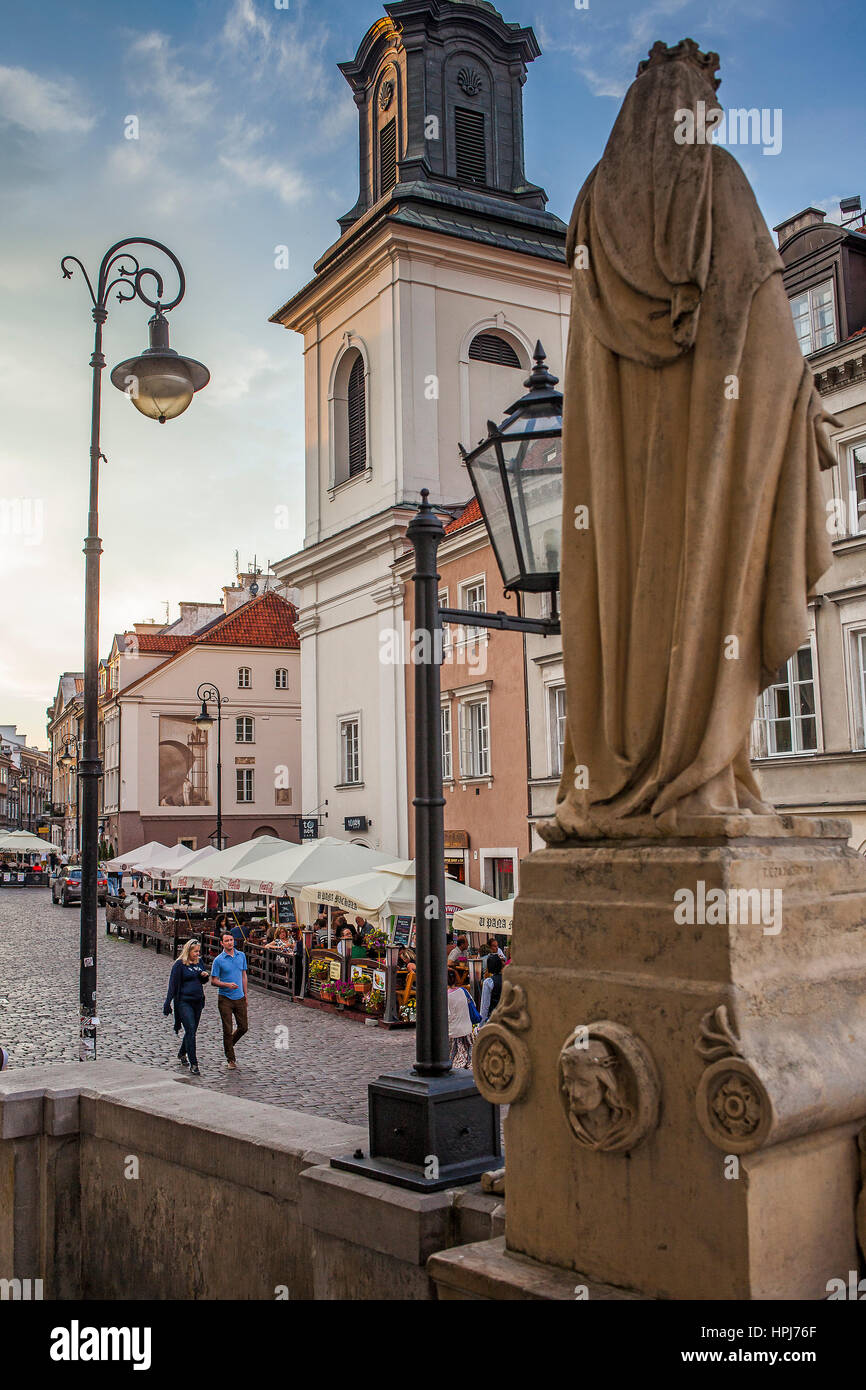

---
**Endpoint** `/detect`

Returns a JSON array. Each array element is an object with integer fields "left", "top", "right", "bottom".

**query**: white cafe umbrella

[
  {"left": 0, "top": 830, "right": 57, "bottom": 857},
  {"left": 170, "top": 835, "right": 289, "bottom": 890},
  {"left": 230, "top": 837, "right": 395, "bottom": 896},
  {"left": 450, "top": 898, "right": 514, "bottom": 938},
  {"left": 151, "top": 844, "right": 217, "bottom": 878},
  {"left": 105, "top": 841, "right": 171, "bottom": 872},
  {"left": 298, "top": 861, "right": 499, "bottom": 918}
]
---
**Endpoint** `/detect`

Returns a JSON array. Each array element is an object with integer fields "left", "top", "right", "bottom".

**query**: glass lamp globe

[{"left": 110, "top": 309, "right": 209, "bottom": 424}]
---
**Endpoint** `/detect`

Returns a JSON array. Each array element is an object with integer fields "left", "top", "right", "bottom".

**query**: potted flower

[
  {"left": 331, "top": 980, "right": 358, "bottom": 1007},
  {"left": 365, "top": 926, "right": 389, "bottom": 954},
  {"left": 366, "top": 987, "right": 385, "bottom": 1016}
]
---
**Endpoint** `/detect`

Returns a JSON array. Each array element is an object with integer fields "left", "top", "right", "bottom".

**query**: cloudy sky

[{"left": 1, "top": 0, "right": 862, "bottom": 748}]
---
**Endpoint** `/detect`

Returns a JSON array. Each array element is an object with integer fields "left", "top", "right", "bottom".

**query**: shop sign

[
  {"left": 300, "top": 818, "right": 319, "bottom": 841},
  {"left": 444, "top": 830, "right": 469, "bottom": 849},
  {"left": 344, "top": 816, "right": 368, "bottom": 833}
]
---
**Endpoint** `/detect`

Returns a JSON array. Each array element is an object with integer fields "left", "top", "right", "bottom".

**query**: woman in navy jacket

[{"left": 164, "top": 939, "right": 210, "bottom": 1076}]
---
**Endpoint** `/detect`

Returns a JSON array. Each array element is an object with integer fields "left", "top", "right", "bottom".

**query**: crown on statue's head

[{"left": 636, "top": 38, "right": 721, "bottom": 90}]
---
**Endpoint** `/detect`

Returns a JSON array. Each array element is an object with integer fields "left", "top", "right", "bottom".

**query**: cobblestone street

[{"left": 0, "top": 889, "right": 415, "bottom": 1124}]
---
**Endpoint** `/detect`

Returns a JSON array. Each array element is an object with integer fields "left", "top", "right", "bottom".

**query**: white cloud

[
  {"left": 125, "top": 31, "right": 216, "bottom": 128},
  {"left": 219, "top": 151, "right": 308, "bottom": 205},
  {"left": 0, "top": 65, "right": 94, "bottom": 134}
]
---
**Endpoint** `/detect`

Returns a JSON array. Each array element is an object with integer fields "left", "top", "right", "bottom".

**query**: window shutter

[
  {"left": 455, "top": 107, "right": 487, "bottom": 184},
  {"left": 347, "top": 355, "right": 367, "bottom": 477},
  {"left": 469, "top": 333, "right": 521, "bottom": 368},
  {"left": 379, "top": 118, "right": 397, "bottom": 196}
]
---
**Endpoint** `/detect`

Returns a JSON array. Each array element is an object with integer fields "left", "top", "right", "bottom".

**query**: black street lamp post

[
  {"left": 195, "top": 684, "right": 228, "bottom": 851},
  {"left": 333, "top": 345, "right": 562, "bottom": 1192},
  {"left": 62, "top": 238, "right": 209, "bottom": 1061},
  {"left": 59, "top": 738, "right": 80, "bottom": 858}
]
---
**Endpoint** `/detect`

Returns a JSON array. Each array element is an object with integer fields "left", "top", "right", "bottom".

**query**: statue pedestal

[{"left": 431, "top": 818, "right": 866, "bottom": 1300}]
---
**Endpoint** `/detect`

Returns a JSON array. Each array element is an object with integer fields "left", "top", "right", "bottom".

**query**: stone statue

[{"left": 544, "top": 38, "right": 835, "bottom": 840}]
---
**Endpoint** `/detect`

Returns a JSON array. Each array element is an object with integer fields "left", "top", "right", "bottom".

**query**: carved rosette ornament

[
  {"left": 694, "top": 1005, "right": 774, "bottom": 1152},
  {"left": 473, "top": 981, "right": 531, "bottom": 1106},
  {"left": 557, "top": 1021, "right": 660, "bottom": 1154}
]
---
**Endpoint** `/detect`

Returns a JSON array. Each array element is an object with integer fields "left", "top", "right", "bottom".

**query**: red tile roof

[
  {"left": 131, "top": 634, "right": 194, "bottom": 654},
  {"left": 197, "top": 591, "right": 299, "bottom": 649},
  {"left": 445, "top": 497, "right": 482, "bottom": 534}
]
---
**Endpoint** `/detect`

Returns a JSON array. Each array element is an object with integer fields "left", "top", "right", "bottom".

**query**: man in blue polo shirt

[{"left": 209, "top": 931, "right": 248, "bottom": 1070}]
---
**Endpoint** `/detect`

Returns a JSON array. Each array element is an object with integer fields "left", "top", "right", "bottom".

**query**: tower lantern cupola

[{"left": 337, "top": 0, "right": 553, "bottom": 235}]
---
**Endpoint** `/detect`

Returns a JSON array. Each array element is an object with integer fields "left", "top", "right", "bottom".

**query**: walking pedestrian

[
  {"left": 209, "top": 930, "right": 248, "bottom": 1070},
  {"left": 163, "top": 939, "right": 210, "bottom": 1076},
  {"left": 447, "top": 966, "right": 474, "bottom": 1069},
  {"left": 479, "top": 954, "right": 503, "bottom": 1024}
]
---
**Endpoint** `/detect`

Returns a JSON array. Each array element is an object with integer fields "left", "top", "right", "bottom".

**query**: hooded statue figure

[{"left": 544, "top": 39, "right": 835, "bottom": 839}]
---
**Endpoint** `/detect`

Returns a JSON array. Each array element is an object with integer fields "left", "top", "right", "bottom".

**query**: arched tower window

[
  {"left": 347, "top": 354, "right": 367, "bottom": 477},
  {"left": 330, "top": 344, "right": 370, "bottom": 487},
  {"left": 463, "top": 327, "right": 529, "bottom": 450}
]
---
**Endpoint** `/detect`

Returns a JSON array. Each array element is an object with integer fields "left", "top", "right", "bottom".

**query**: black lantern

[{"left": 460, "top": 341, "right": 563, "bottom": 594}]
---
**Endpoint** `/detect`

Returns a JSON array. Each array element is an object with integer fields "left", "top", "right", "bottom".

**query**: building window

[
  {"left": 851, "top": 630, "right": 866, "bottom": 749},
  {"left": 459, "top": 578, "right": 486, "bottom": 643},
  {"left": 455, "top": 106, "right": 486, "bottom": 184},
  {"left": 238, "top": 667, "right": 252, "bottom": 689},
  {"left": 275, "top": 668, "right": 289, "bottom": 689},
  {"left": 331, "top": 346, "right": 368, "bottom": 487},
  {"left": 468, "top": 333, "right": 521, "bottom": 368},
  {"left": 236, "top": 716, "right": 254, "bottom": 744},
  {"left": 340, "top": 717, "right": 361, "bottom": 785},
  {"left": 236, "top": 768, "right": 255, "bottom": 803},
  {"left": 790, "top": 280, "right": 836, "bottom": 355},
  {"left": 459, "top": 696, "right": 490, "bottom": 779},
  {"left": 549, "top": 685, "right": 567, "bottom": 777},
  {"left": 752, "top": 644, "right": 818, "bottom": 756},
  {"left": 846, "top": 443, "right": 866, "bottom": 537},
  {"left": 347, "top": 355, "right": 367, "bottom": 477},
  {"left": 441, "top": 704, "right": 453, "bottom": 782},
  {"left": 379, "top": 117, "right": 397, "bottom": 197}
]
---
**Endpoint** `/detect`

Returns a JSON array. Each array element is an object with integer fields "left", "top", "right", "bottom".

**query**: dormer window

[{"left": 790, "top": 280, "right": 836, "bottom": 354}]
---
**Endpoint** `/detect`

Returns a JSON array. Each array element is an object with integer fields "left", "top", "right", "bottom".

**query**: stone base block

[
  {"left": 476, "top": 821, "right": 866, "bottom": 1300},
  {"left": 429, "top": 1236, "right": 647, "bottom": 1300}
]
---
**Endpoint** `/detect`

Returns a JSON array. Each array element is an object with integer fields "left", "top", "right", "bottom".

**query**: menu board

[
  {"left": 277, "top": 897, "right": 296, "bottom": 925},
  {"left": 393, "top": 915, "right": 413, "bottom": 946}
]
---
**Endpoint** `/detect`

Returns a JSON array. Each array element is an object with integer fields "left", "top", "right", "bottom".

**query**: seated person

[{"left": 447, "top": 934, "right": 469, "bottom": 965}]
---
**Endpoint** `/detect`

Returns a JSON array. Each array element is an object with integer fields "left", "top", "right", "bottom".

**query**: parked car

[{"left": 51, "top": 867, "right": 108, "bottom": 908}]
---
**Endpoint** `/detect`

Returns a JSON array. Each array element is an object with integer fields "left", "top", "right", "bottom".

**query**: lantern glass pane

[
  {"left": 500, "top": 434, "right": 563, "bottom": 581},
  {"left": 465, "top": 440, "right": 521, "bottom": 584}
]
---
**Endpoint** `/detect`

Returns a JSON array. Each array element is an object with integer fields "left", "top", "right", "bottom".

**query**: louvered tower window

[
  {"left": 455, "top": 107, "right": 487, "bottom": 184},
  {"left": 347, "top": 355, "right": 367, "bottom": 477},
  {"left": 469, "top": 333, "right": 521, "bottom": 368},
  {"left": 379, "top": 118, "right": 397, "bottom": 197}
]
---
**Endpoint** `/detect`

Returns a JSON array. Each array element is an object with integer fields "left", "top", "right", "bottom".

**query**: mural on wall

[{"left": 158, "top": 716, "right": 211, "bottom": 807}]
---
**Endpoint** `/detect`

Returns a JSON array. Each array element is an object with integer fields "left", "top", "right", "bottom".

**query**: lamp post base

[{"left": 332, "top": 1069, "right": 502, "bottom": 1193}]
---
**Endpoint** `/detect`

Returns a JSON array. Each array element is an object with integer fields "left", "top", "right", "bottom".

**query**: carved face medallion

[{"left": 557, "top": 1022, "right": 661, "bottom": 1154}]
